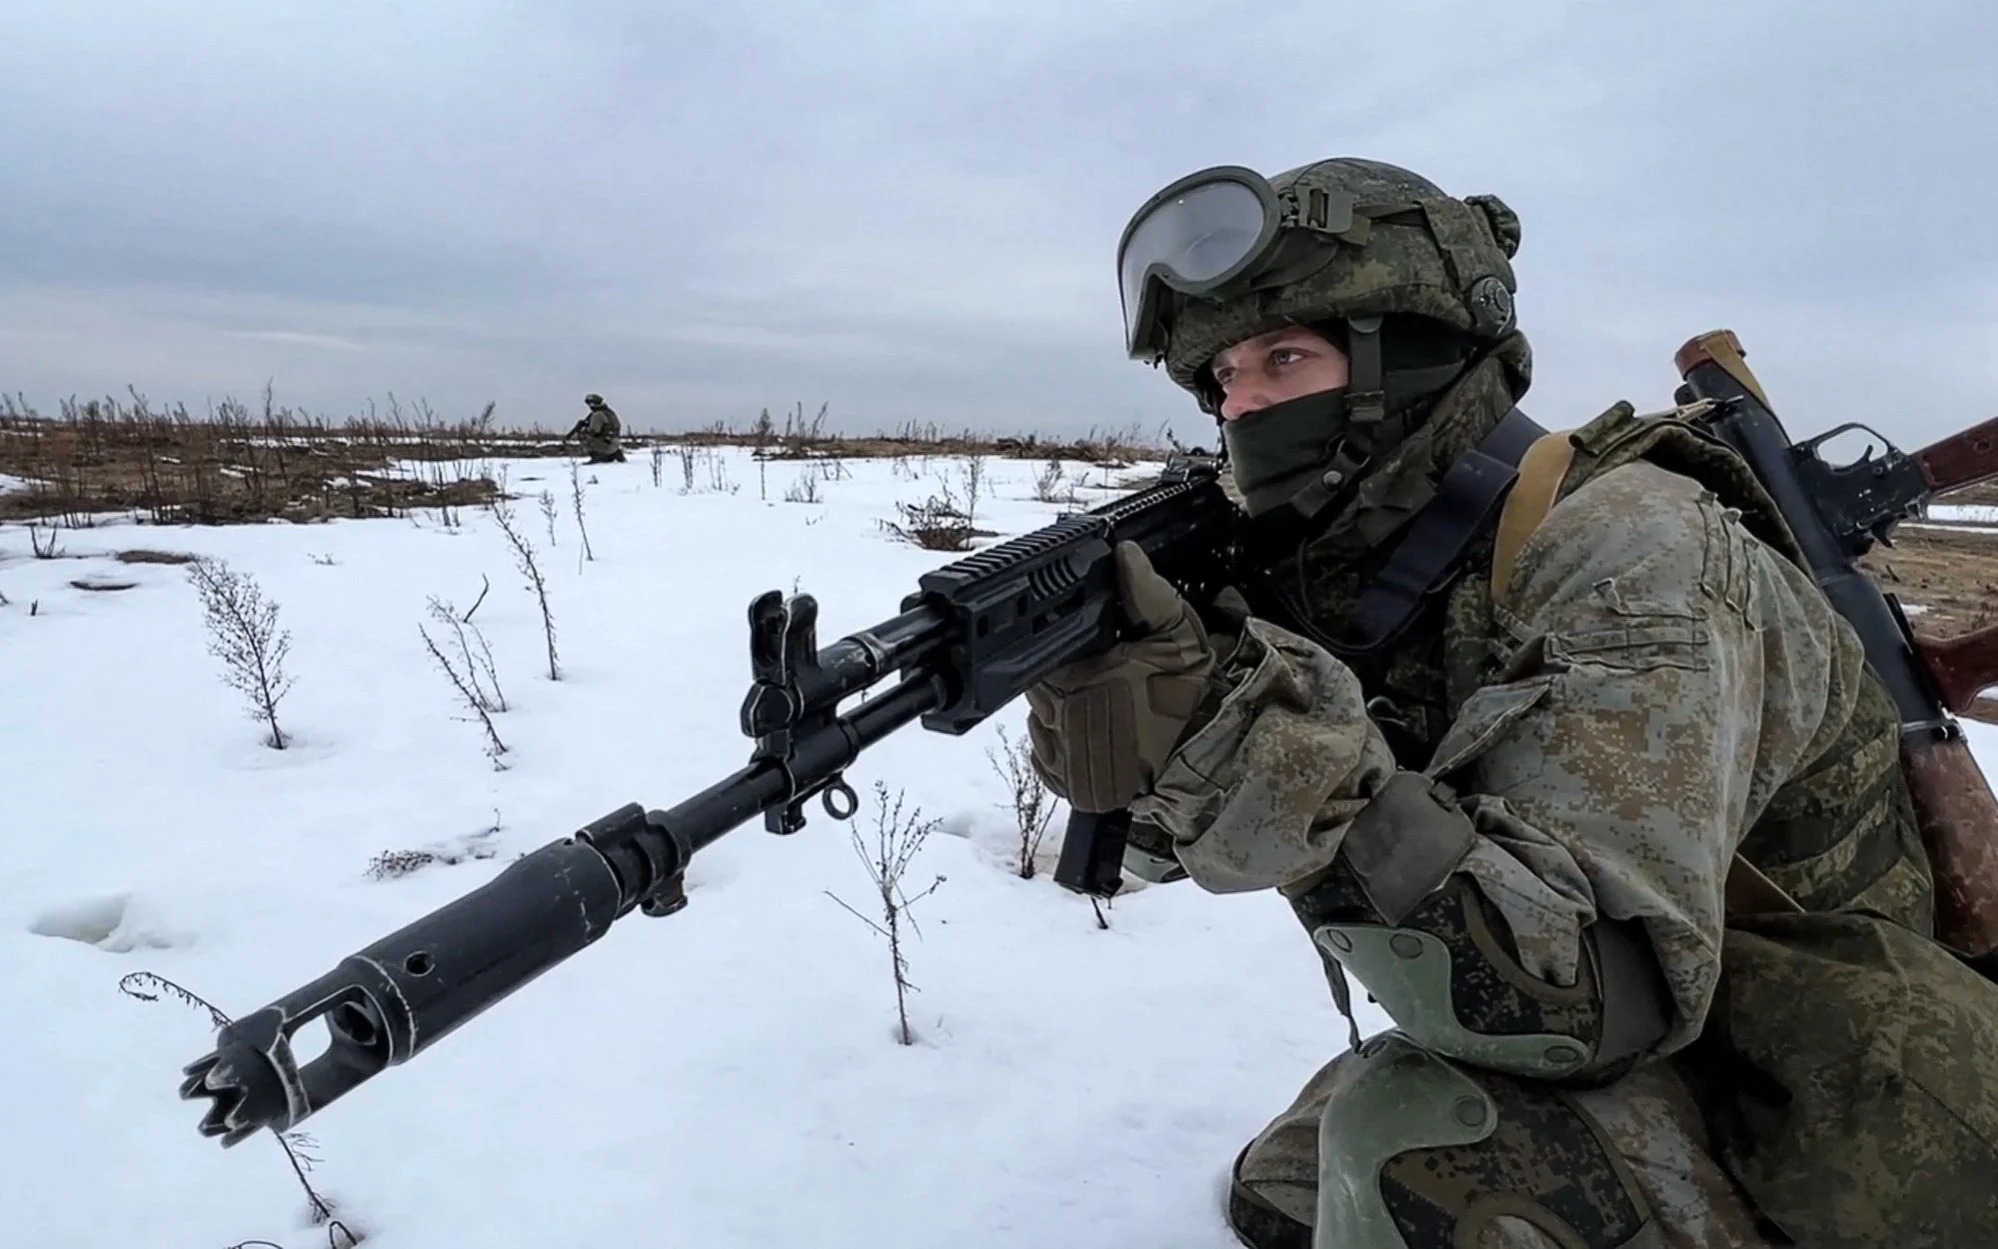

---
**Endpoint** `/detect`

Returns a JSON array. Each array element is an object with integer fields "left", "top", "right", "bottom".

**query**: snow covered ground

[
  {"left": 9, "top": 445, "right": 1998, "bottom": 1249},
  {"left": 1, "top": 448, "right": 1375, "bottom": 1249},
  {"left": 1928, "top": 503, "right": 1998, "bottom": 525}
]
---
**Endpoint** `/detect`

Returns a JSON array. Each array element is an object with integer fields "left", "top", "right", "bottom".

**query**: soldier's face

[{"left": 1208, "top": 326, "right": 1350, "bottom": 422}]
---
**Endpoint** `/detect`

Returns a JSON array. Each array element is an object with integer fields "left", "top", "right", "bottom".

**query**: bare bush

[
  {"left": 784, "top": 471, "right": 822, "bottom": 503},
  {"left": 706, "top": 450, "right": 737, "bottom": 494},
  {"left": 418, "top": 595, "right": 509, "bottom": 768},
  {"left": 491, "top": 488, "right": 560, "bottom": 680},
  {"left": 569, "top": 462, "right": 595, "bottom": 564},
  {"left": 879, "top": 483, "right": 973, "bottom": 551},
  {"left": 675, "top": 446, "right": 697, "bottom": 493},
  {"left": 186, "top": 557, "right": 295, "bottom": 749},
  {"left": 649, "top": 443, "right": 664, "bottom": 487},
  {"left": 955, "top": 454, "right": 986, "bottom": 528},
  {"left": 1033, "top": 457, "right": 1067, "bottom": 503},
  {"left": 826, "top": 781, "right": 947, "bottom": 1046},
  {"left": 538, "top": 489, "right": 558, "bottom": 548},
  {"left": 28, "top": 519, "right": 62, "bottom": 558},
  {"left": 988, "top": 725, "right": 1058, "bottom": 879}
]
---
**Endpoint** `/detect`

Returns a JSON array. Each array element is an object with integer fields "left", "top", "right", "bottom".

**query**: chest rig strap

[{"left": 1254, "top": 406, "right": 1546, "bottom": 662}]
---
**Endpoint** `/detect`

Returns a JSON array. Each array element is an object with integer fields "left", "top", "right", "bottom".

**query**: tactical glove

[{"left": 1024, "top": 541, "right": 1220, "bottom": 812}]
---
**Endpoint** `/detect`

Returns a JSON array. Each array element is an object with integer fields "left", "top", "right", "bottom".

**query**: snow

[
  {"left": 1928, "top": 503, "right": 1998, "bottom": 526},
  {"left": 1, "top": 448, "right": 1373, "bottom": 1249},
  {"left": 11, "top": 446, "right": 1998, "bottom": 1248}
]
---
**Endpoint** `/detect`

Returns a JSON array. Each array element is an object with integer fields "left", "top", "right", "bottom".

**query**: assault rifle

[
  {"left": 1674, "top": 330, "right": 1998, "bottom": 967},
  {"left": 177, "top": 332, "right": 1998, "bottom": 1148},
  {"left": 177, "top": 455, "right": 1238, "bottom": 1147}
]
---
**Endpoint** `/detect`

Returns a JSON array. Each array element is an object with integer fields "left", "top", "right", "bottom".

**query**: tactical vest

[
  {"left": 1488, "top": 399, "right": 1936, "bottom": 933},
  {"left": 1253, "top": 396, "right": 1933, "bottom": 930},
  {"left": 1265, "top": 396, "right": 1998, "bottom": 1245}
]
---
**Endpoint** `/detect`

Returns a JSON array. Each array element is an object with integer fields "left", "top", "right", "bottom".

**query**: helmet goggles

[{"left": 1116, "top": 164, "right": 1356, "bottom": 361}]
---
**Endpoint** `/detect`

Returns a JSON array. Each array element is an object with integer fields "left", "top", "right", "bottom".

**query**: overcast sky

[{"left": 2, "top": 1, "right": 1994, "bottom": 450}]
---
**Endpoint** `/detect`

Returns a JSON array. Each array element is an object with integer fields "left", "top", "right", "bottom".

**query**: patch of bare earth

[
  {"left": 113, "top": 549, "right": 198, "bottom": 565},
  {"left": 1863, "top": 495, "right": 1998, "bottom": 723}
]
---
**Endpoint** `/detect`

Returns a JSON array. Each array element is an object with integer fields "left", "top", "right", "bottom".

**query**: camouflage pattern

[
  {"left": 1109, "top": 355, "right": 1998, "bottom": 1245},
  {"left": 1053, "top": 148, "right": 1998, "bottom": 1246},
  {"left": 1237, "top": 1034, "right": 1783, "bottom": 1246},
  {"left": 1541, "top": 401, "right": 1940, "bottom": 930},
  {"left": 1697, "top": 909, "right": 1998, "bottom": 1245},
  {"left": 578, "top": 397, "right": 624, "bottom": 463},
  {"left": 1157, "top": 158, "right": 1523, "bottom": 402}
]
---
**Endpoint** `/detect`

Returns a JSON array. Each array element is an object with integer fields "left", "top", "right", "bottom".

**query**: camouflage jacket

[{"left": 1130, "top": 356, "right": 1935, "bottom": 1065}]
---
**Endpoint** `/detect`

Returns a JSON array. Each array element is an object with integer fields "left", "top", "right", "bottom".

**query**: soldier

[
  {"left": 570, "top": 393, "right": 626, "bottom": 463},
  {"left": 1025, "top": 158, "right": 1998, "bottom": 1247}
]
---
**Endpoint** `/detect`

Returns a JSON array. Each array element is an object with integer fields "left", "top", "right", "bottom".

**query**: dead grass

[
  {"left": 668, "top": 401, "right": 1165, "bottom": 467},
  {"left": 0, "top": 388, "right": 510, "bottom": 526},
  {"left": 0, "top": 390, "right": 1170, "bottom": 529}
]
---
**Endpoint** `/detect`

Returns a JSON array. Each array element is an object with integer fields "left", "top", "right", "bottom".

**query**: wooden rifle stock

[
  {"left": 1915, "top": 621, "right": 1998, "bottom": 715},
  {"left": 1915, "top": 410, "right": 1998, "bottom": 495},
  {"left": 1676, "top": 329, "right": 1998, "bottom": 961}
]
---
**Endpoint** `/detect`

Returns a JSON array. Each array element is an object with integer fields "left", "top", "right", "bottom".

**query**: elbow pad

[{"left": 1287, "top": 772, "right": 1673, "bottom": 1084}]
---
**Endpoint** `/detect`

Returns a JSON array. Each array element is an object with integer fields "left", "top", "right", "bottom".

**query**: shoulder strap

[
  {"left": 1483, "top": 429, "right": 1806, "bottom": 921},
  {"left": 1489, "top": 430, "right": 1577, "bottom": 613},
  {"left": 1329, "top": 407, "right": 1546, "bottom": 655}
]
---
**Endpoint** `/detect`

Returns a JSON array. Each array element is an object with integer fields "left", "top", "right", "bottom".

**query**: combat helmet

[
  {"left": 584, "top": 393, "right": 605, "bottom": 407},
  {"left": 1116, "top": 157, "right": 1528, "bottom": 514}
]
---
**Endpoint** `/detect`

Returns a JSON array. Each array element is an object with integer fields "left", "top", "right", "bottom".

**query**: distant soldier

[{"left": 569, "top": 393, "right": 626, "bottom": 463}]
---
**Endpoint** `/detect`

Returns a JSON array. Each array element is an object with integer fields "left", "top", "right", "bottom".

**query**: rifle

[
  {"left": 1673, "top": 330, "right": 1998, "bottom": 968},
  {"left": 176, "top": 457, "right": 1236, "bottom": 1146},
  {"left": 176, "top": 336, "right": 1998, "bottom": 1149}
]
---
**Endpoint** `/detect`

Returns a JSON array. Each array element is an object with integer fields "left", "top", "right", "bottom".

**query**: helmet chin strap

[{"left": 1341, "top": 315, "right": 1388, "bottom": 452}]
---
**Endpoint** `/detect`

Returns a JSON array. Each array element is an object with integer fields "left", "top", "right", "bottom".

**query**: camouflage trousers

[{"left": 1231, "top": 1046, "right": 1780, "bottom": 1249}]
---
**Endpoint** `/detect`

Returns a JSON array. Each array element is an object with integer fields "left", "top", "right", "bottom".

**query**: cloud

[{"left": 2, "top": 0, "right": 1994, "bottom": 450}]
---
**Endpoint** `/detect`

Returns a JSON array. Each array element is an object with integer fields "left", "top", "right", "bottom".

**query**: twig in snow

[
  {"left": 988, "top": 724, "right": 1057, "bottom": 879},
  {"left": 569, "top": 461, "right": 595, "bottom": 565},
  {"left": 119, "top": 972, "right": 365, "bottom": 1246},
  {"left": 460, "top": 573, "right": 491, "bottom": 623},
  {"left": 419, "top": 596, "right": 509, "bottom": 768},
  {"left": 186, "top": 556, "right": 295, "bottom": 749},
  {"left": 538, "top": 488, "right": 558, "bottom": 548},
  {"left": 825, "top": 781, "right": 946, "bottom": 1045},
  {"left": 491, "top": 486, "right": 560, "bottom": 680}
]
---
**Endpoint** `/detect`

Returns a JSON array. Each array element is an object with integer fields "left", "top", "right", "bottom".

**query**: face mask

[{"left": 1221, "top": 386, "right": 1357, "bottom": 518}]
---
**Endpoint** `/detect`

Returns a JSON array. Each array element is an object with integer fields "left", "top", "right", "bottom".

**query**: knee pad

[{"left": 1313, "top": 1032, "right": 1660, "bottom": 1249}]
